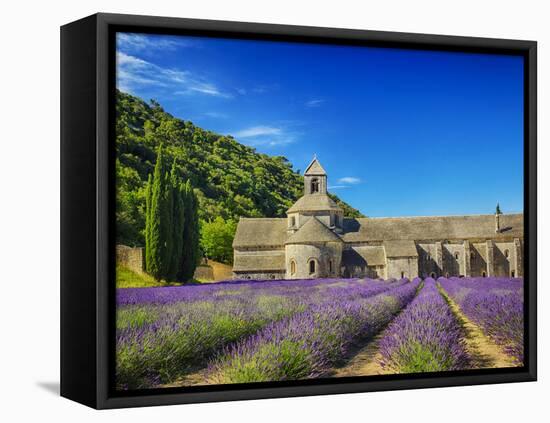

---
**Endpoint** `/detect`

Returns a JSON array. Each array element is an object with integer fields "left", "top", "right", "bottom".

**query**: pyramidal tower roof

[
  {"left": 287, "top": 193, "right": 341, "bottom": 213},
  {"left": 285, "top": 216, "right": 343, "bottom": 244},
  {"left": 304, "top": 157, "right": 327, "bottom": 176}
]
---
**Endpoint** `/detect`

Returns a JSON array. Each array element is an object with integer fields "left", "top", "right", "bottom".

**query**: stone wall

[
  {"left": 194, "top": 265, "right": 214, "bottom": 280},
  {"left": 471, "top": 242, "right": 488, "bottom": 276},
  {"left": 415, "top": 239, "right": 523, "bottom": 278},
  {"left": 233, "top": 271, "right": 286, "bottom": 280},
  {"left": 285, "top": 241, "right": 343, "bottom": 279},
  {"left": 116, "top": 245, "right": 144, "bottom": 274},
  {"left": 232, "top": 236, "right": 523, "bottom": 281},
  {"left": 442, "top": 243, "right": 464, "bottom": 276},
  {"left": 387, "top": 256, "right": 418, "bottom": 279},
  {"left": 417, "top": 243, "right": 439, "bottom": 277}
]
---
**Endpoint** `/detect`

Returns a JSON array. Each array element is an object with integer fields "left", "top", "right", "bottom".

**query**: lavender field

[{"left": 116, "top": 276, "right": 524, "bottom": 390}]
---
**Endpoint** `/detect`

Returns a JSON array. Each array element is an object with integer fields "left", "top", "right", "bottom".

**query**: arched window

[
  {"left": 309, "top": 259, "right": 316, "bottom": 274},
  {"left": 311, "top": 178, "right": 319, "bottom": 193},
  {"left": 401, "top": 271, "right": 405, "bottom": 279},
  {"left": 329, "top": 260, "right": 333, "bottom": 273},
  {"left": 482, "top": 271, "right": 486, "bottom": 278},
  {"left": 470, "top": 251, "right": 475, "bottom": 260},
  {"left": 430, "top": 272, "right": 436, "bottom": 278},
  {"left": 290, "top": 260, "right": 296, "bottom": 275},
  {"left": 511, "top": 270, "right": 515, "bottom": 278},
  {"left": 290, "top": 216, "right": 296, "bottom": 227},
  {"left": 454, "top": 252, "right": 460, "bottom": 260},
  {"left": 504, "top": 249, "right": 510, "bottom": 258}
]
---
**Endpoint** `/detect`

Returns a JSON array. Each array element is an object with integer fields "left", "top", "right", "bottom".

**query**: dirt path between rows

[
  {"left": 331, "top": 333, "right": 390, "bottom": 377},
  {"left": 332, "top": 290, "right": 518, "bottom": 378},
  {"left": 440, "top": 290, "right": 517, "bottom": 369},
  {"left": 161, "top": 366, "right": 210, "bottom": 388}
]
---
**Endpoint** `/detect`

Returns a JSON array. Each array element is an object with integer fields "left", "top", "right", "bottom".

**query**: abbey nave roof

[{"left": 233, "top": 213, "right": 524, "bottom": 249}]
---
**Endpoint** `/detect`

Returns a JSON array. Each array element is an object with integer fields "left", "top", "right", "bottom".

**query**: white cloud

[
  {"left": 231, "top": 125, "right": 299, "bottom": 147},
  {"left": 338, "top": 177, "right": 361, "bottom": 184},
  {"left": 306, "top": 99, "right": 325, "bottom": 108},
  {"left": 117, "top": 33, "right": 193, "bottom": 52},
  {"left": 328, "top": 185, "right": 349, "bottom": 190},
  {"left": 233, "top": 126, "right": 282, "bottom": 138},
  {"left": 116, "top": 52, "right": 232, "bottom": 98}
]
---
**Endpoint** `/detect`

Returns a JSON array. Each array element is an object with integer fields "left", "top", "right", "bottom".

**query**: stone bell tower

[
  {"left": 304, "top": 155, "right": 328, "bottom": 195},
  {"left": 286, "top": 156, "right": 344, "bottom": 235}
]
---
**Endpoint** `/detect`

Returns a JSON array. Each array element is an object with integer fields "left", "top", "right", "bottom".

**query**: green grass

[
  {"left": 116, "top": 263, "right": 212, "bottom": 288},
  {"left": 116, "top": 264, "right": 185, "bottom": 288}
]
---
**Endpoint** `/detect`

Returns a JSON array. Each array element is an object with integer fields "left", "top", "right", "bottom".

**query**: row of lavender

[
  {"left": 379, "top": 278, "right": 469, "bottom": 373},
  {"left": 116, "top": 276, "right": 524, "bottom": 389},
  {"left": 206, "top": 279, "right": 421, "bottom": 383},
  {"left": 116, "top": 278, "right": 406, "bottom": 389},
  {"left": 438, "top": 277, "right": 524, "bottom": 365}
]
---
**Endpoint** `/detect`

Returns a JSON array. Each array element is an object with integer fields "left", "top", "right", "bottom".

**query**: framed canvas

[{"left": 60, "top": 13, "right": 537, "bottom": 409}]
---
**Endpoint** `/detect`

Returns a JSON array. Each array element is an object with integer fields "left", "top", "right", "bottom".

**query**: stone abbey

[{"left": 232, "top": 158, "right": 523, "bottom": 280}]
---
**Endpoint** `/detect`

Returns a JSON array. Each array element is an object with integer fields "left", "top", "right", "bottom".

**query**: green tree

[
  {"left": 167, "top": 161, "right": 186, "bottom": 280},
  {"left": 144, "top": 173, "right": 153, "bottom": 272},
  {"left": 161, "top": 169, "right": 173, "bottom": 277},
  {"left": 200, "top": 217, "right": 237, "bottom": 264},
  {"left": 179, "top": 180, "right": 200, "bottom": 281},
  {"left": 146, "top": 145, "right": 170, "bottom": 280}
]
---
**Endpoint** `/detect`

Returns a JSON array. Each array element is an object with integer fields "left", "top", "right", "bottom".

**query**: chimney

[{"left": 495, "top": 202, "right": 502, "bottom": 233}]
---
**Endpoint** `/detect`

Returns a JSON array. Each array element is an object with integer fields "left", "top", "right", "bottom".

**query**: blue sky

[{"left": 116, "top": 32, "right": 524, "bottom": 217}]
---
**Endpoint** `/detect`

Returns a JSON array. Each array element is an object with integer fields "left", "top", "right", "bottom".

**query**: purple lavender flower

[
  {"left": 116, "top": 277, "right": 402, "bottom": 389},
  {"left": 378, "top": 278, "right": 470, "bottom": 373},
  {"left": 206, "top": 279, "right": 420, "bottom": 384},
  {"left": 439, "top": 276, "right": 524, "bottom": 364}
]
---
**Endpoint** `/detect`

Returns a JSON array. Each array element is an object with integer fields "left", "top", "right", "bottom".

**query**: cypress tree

[
  {"left": 161, "top": 168, "right": 173, "bottom": 278},
  {"left": 179, "top": 180, "right": 200, "bottom": 281},
  {"left": 167, "top": 161, "right": 185, "bottom": 280},
  {"left": 144, "top": 173, "right": 153, "bottom": 273},
  {"left": 145, "top": 148, "right": 200, "bottom": 282},
  {"left": 147, "top": 145, "right": 167, "bottom": 280}
]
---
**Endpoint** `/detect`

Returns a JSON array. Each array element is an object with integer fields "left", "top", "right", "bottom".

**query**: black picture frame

[{"left": 61, "top": 12, "right": 537, "bottom": 409}]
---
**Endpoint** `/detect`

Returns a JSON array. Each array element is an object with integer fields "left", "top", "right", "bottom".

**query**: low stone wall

[
  {"left": 117, "top": 247, "right": 237, "bottom": 282},
  {"left": 194, "top": 265, "right": 214, "bottom": 281},
  {"left": 116, "top": 245, "right": 144, "bottom": 274}
]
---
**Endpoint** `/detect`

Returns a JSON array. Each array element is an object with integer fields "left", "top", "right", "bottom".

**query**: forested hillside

[{"left": 116, "top": 90, "right": 363, "bottom": 249}]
